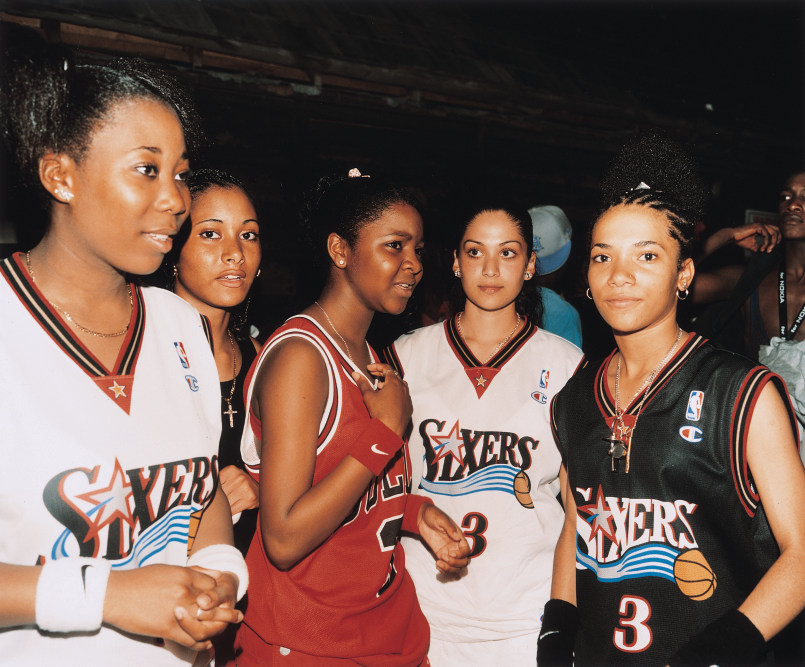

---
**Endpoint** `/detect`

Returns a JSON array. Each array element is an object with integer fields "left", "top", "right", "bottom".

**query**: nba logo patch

[
  {"left": 185, "top": 375, "right": 199, "bottom": 392},
  {"left": 174, "top": 341, "right": 190, "bottom": 369},
  {"left": 531, "top": 391, "right": 548, "bottom": 404},
  {"left": 679, "top": 425, "right": 703, "bottom": 443},
  {"left": 539, "top": 369, "right": 550, "bottom": 389},
  {"left": 685, "top": 391, "right": 704, "bottom": 421}
]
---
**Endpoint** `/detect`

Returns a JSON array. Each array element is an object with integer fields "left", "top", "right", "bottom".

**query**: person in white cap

[{"left": 529, "top": 205, "right": 583, "bottom": 348}]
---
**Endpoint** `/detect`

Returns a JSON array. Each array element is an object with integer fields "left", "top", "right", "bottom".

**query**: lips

[
  {"left": 216, "top": 270, "right": 247, "bottom": 287},
  {"left": 144, "top": 231, "right": 174, "bottom": 253},
  {"left": 478, "top": 285, "right": 502, "bottom": 294}
]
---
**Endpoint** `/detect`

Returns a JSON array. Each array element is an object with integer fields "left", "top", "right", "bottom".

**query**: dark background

[{"left": 1, "top": 0, "right": 803, "bottom": 346}]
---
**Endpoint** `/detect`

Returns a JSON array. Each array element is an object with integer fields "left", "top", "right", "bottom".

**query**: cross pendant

[{"left": 224, "top": 402, "right": 237, "bottom": 428}]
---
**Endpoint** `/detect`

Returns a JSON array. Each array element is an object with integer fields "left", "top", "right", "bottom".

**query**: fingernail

[{"left": 174, "top": 606, "right": 185, "bottom": 620}]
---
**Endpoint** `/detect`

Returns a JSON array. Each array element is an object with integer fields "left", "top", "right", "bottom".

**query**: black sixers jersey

[{"left": 551, "top": 333, "right": 798, "bottom": 666}]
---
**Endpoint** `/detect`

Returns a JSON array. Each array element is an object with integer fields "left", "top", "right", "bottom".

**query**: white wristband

[
  {"left": 187, "top": 544, "right": 249, "bottom": 602},
  {"left": 35, "top": 557, "right": 111, "bottom": 633}
]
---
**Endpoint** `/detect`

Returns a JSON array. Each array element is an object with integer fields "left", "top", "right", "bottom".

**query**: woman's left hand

[
  {"left": 417, "top": 504, "right": 471, "bottom": 575},
  {"left": 219, "top": 465, "right": 259, "bottom": 515}
]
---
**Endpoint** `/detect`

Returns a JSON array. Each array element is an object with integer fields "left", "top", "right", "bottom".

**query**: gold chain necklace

[
  {"left": 26, "top": 251, "right": 132, "bottom": 338},
  {"left": 314, "top": 301, "right": 371, "bottom": 365},
  {"left": 606, "top": 328, "right": 683, "bottom": 473},
  {"left": 456, "top": 311, "right": 521, "bottom": 364},
  {"left": 222, "top": 328, "right": 239, "bottom": 428}
]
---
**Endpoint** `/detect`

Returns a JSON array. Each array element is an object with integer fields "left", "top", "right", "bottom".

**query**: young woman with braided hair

[{"left": 539, "top": 134, "right": 805, "bottom": 666}]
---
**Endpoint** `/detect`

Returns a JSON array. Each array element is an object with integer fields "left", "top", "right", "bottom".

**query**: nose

[
  {"left": 482, "top": 254, "right": 500, "bottom": 277},
  {"left": 607, "top": 256, "right": 634, "bottom": 287},
  {"left": 223, "top": 235, "right": 245, "bottom": 264},
  {"left": 161, "top": 175, "right": 189, "bottom": 218},
  {"left": 404, "top": 248, "right": 423, "bottom": 277}
]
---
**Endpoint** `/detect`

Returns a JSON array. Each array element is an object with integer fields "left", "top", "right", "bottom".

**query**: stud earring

[
  {"left": 586, "top": 288, "right": 593, "bottom": 300},
  {"left": 524, "top": 272, "right": 532, "bottom": 279},
  {"left": 172, "top": 265, "right": 178, "bottom": 278},
  {"left": 55, "top": 186, "right": 74, "bottom": 203},
  {"left": 338, "top": 259, "right": 345, "bottom": 266},
  {"left": 454, "top": 269, "right": 461, "bottom": 278}
]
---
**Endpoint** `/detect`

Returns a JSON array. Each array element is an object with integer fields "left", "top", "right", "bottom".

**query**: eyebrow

[
  {"left": 463, "top": 238, "right": 523, "bottom": 246},
  {"left": 592, "top": 240, "right": 662, "bottom": 249},
  {"left": 136, "top": 146, "right": 189, "bottom": 160},
  {"left": 195, "top": 218, "right": 259, "bottom": 225}
]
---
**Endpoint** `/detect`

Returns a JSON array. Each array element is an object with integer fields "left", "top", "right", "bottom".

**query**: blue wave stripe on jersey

[
  {"left": 577, "top": 543, "right": 678, "bottom": 583},
  {"left": 420, "top": 464, "right": 519, "bottom": 496}
]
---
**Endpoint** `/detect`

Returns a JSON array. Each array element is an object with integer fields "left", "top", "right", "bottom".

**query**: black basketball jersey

[{"left": 551, "top": 333, "right": 798, "bottom": 666}]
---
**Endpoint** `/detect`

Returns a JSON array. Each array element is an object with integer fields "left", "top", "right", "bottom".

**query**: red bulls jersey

[{"left": 236, "top": 315, "right": 428, "bottom": 666}]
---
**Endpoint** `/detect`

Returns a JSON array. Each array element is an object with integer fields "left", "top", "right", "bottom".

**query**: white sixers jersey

[
  {"left": 385, "top": 317, "right": 582, "bottom": 644},
  {"left": 0, "top": 256, "right": 220, "bottom": 666}
]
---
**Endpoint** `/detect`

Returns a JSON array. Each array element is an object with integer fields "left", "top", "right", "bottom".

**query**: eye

[
  {"left": 241, "top": 231, "right": 260, "bottom": 241},
  {"left": 639, "top": 252, "right": 658, "bottom": 262},
  {"left": 385, "top": 240, "right": 403, "bottom": 251},
  {"left": 591, "top": 253, "right": 610, "bottom": 263},
  {"left": 200, "top": 230, "right": 221, "bottom": 240},
  {"left": 415, "top": 246, "right": 425, "bottom": 258},
  {"left": 136, "top": 164, "right": 158, "bottom": 177},
  {"left": 466, "top": 247, "right": 481, "bottom": 257},
  {"left": 501, "top": 248, "right": 517, "bottom": 258},
  {"left": 780, "top": 192, "right": 793, "bottom": 203},
  {"left": 175, "top": 169, "right": 192, "bottom": 182}
]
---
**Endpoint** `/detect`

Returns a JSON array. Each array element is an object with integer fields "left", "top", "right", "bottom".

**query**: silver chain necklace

[
  {"left": 607, "top": 327, "right": 683, "bottom": 473},
  {"left": 314, "top": 301, "right": 370, "bottom": 364}
]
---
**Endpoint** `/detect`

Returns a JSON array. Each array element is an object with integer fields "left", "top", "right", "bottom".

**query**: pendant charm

[
  {"left": 603, "top": 432, "right": 627, "bottom": 472},
  {"left": 224, "top": 402, "right": 237, "bottom": 428}
]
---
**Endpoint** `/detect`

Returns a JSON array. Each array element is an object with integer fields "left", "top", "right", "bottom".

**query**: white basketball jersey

[
  {"left": 0, "top": 255, "right": 220, "bottom": 665},
  {"left": 386, "top": 317, "right": 582, "bottom": 644}
]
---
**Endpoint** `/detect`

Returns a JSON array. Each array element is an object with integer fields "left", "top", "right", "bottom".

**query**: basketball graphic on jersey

[
  {"left": 513, "top": 470, "right": 534, "bottom": 508},
  {"left": 674, "top": 549, "right": 717, "bottom": 600}
]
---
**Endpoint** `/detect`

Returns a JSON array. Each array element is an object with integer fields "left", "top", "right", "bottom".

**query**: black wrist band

[
  {"left": 669, "top": 609, "right": 766, "bottom": 666},
  {"left": 537, "top": 599, "right": 578, "bottom": 667}
]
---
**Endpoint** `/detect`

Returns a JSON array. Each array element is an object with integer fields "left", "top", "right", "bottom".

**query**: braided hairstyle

[
  {"left": 448, "top": 200, "right": 543, "bottom": 322},
  {"left": 299, "top": 172, "right": 423, "bottom": 287},
  {"left": 1, "top": 25, "right": 202, "bottom": 198},
  {"left": 597, "top": 133, "right": 708, "bottom": 267}
]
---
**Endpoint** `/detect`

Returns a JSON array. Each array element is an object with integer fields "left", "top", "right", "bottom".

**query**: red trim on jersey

[{"left": 1, "top": 253, "right": 145, "bottom": 412}]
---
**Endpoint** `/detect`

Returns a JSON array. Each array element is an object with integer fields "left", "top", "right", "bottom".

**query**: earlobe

[
  {"left": 39, "top": 153, "right": 76, "bottom": 204},
  {"left": 525, "top": 251, "right": 537, "bottom": 279},
  {"left": 326, "top": 233, "right": 348, "bottom": 268},
  {"left": 452, "top": 250, "right": 460, "bottom": 275},
  {"left": 678, "top": 257, "right": 696, "bottom": 290}
]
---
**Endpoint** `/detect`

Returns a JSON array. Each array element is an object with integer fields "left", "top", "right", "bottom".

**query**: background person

[{"left": 168, "top": 168, "right": 262, "bottom": 557}]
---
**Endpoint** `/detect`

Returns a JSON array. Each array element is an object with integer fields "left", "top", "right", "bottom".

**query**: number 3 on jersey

[
  {"left": 614, "top": 595, "right": 652, "bottom": 653},
  {"left": 461, "top": 512, "right": 488, "bottom": 558}
]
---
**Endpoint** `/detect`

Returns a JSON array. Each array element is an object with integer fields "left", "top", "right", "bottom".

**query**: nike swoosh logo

[
  {"left": 370, "top": 444, "right": 387, "bottom": 456},
  {"left": 539, "top": 630, "right": 560, "bottom": 640},
  {"left": 81, "top": 564, "right": 91, "bottom": 595}
]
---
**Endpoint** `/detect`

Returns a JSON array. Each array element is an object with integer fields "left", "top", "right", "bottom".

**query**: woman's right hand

[
  {"left": 353, "top": 363, "right": 412, "bottom": 437},
  {"left": 219, "top": 465, "right": 259, "bottom": 515},
  {"left": 103, "top": 564, "right": 242, "bottom": 650}
]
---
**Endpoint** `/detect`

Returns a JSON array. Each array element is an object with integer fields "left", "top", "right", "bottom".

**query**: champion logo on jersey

[
  {"left": 679, "top": 425, "right": 703, "bottom": 443},
  {"left": 185, "top": 375, "right": 199, "bottom": 392},
  {"left": 531, "top": 391, "right": 548, "bottom": 404},
  {"left": 685, "top": 390, "right": 704, "bottom": 421},
  {"left": 174, "top": 341, "right": 190, "bottom": 369},
  {"left": 539, "top": 369, "right": 550, "bottom": 389}
]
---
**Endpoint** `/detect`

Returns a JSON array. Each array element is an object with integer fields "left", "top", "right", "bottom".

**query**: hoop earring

[
  {"left": 454, "top": 269, "right": 461, "bottom": 278},
  {"left": 676, "top": 287, "right": 689, "bottom": 301},
  {"left": 255, "top": 268, "right": 262, "bottom": 278},
  {"left": 586, "top": 288, "right": 593, "bottom": 300}
]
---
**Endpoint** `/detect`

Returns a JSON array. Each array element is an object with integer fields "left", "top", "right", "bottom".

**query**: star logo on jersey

[
  {"left": 476, "top": 374, "right": 488, "bottom": 387},
  {"left": 77, "top": 458, "right": 135, "bottom": 541},
  {"left": 430, "top": 419, "right": 465, "bottom": 466},
  {"left": 108, "top": 380, "right": 127, "bottom": 399},
  {"left": 578, "top": 486, "right": 618, "bottom": 544}
]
